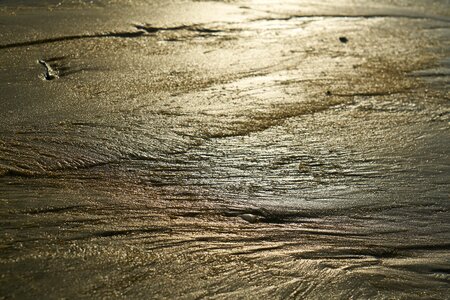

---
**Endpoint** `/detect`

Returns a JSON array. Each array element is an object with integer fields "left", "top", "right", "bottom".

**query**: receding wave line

[
  {"left": 251, "top": 13, "right": 450, "bottom": 23},
  {"left": 0, "top": 24, "right": 226, "bottom": 50},
  {"left": 0, "top": 31, "right": 145, "bottom": 50}
]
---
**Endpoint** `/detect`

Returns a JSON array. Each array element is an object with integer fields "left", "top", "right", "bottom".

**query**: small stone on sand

[{"left": 239, "top": 214, "right": 259, "bottom": 223}]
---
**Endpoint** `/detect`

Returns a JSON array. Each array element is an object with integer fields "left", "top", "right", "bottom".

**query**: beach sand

[{"left": 0, "top": 0, "right": 449, "bottom": 298}]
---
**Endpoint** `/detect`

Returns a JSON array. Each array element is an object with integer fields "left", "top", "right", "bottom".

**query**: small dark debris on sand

[
  {"left": 38, "top": 59, "right": 58, "bottom": 80},
  {"left": 339, "top": 36, "right": 348, "bottom": 43}
]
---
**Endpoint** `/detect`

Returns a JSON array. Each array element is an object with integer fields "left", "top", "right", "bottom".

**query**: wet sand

[{"left": 0, "top": 0, "right": 449, "bottom": 298}]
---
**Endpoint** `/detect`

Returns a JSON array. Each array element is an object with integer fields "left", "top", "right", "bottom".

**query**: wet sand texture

[{"left": 0, "top": 0, "right": 449, "bottom": 298}]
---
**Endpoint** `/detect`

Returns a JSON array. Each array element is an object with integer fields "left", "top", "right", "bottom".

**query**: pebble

[{"left": 239, "top": 214, "right": 259, "bottom": 223}]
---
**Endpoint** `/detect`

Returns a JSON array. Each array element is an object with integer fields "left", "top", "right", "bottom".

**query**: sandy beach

[{"left": 0, "top": 0, "right": 449, "bottom": 298}]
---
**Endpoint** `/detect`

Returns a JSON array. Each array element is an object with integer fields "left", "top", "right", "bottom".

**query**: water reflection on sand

[{"left": 0, "top": 0, "right": 449, "bottom": 298}]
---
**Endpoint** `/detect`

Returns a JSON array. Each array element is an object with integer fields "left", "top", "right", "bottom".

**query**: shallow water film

[{"left": 0, "top": 0, "right": 449, "bottom": 298}]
